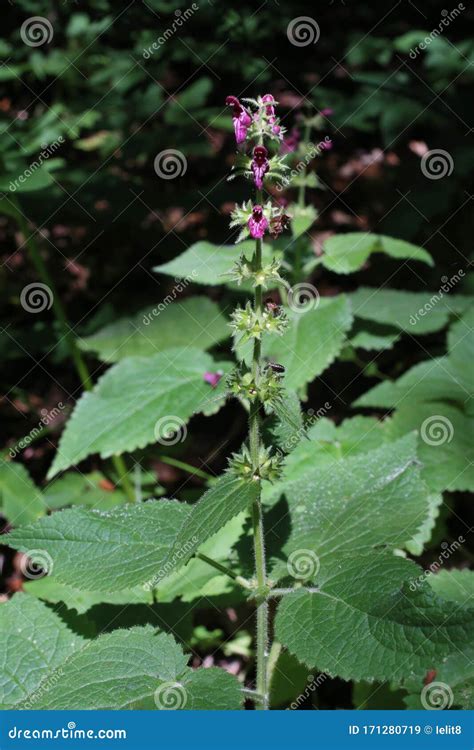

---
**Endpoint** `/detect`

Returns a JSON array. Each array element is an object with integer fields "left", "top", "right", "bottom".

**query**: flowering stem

[{"left": 249, "top": 186, "right": 269, "bottom": 710}]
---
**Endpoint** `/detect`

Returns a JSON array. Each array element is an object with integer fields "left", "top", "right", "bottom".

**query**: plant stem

[
  {"left": 241, "top": 687, "right": 265, "bottom": 704},
  {"left": 249, "top": 187, "right": 269, "bottom": 710},
  {"left": 195, "top": 553, "right": 252, "bottom": 589},
  {"left": 157, "top": 455, "right": 214, "bottom": 482},
  {"left": 13, "top": 202, "right": 135, "bottom": 502}
]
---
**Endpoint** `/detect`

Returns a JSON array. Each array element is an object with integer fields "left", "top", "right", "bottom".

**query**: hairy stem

[
  {"left": 14, "top": 202, "right": 135, "bottom": 502},
  {"left": 196, "top": 553, "right": 252, "bottom": 589},
  {"left": 249, "top": 187, "right": 269, "bottom": 710}
]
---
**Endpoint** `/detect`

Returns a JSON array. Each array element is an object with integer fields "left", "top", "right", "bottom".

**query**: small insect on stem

[{"left": 265, "top": 361, "right": 285, "bottom": 375}]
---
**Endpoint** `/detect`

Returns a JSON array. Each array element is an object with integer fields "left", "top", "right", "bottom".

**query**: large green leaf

[
  {"left": 48, "top": 348, "right": 231, "bottom": 477},
  {"left": 154, "top": 240, "right": 274, "bottom": 287},
  {"left": 275, "top": 554, "right": 474, "bottom": 683},
  {"left": 172, "top": 472, "right": 259, "bottom": 570},
  {"left": 0, "top": 596, "right": 242, "bottom": 710},
  {"left": 23, "top": 577, "right": 153, "bottom": 614},
  {"left": 78, "top": 297, "right": 230, "bottom": 363},
  {"left": 0, "top": 593, "right": 84, "bottom": 708},
  {"left": 350, "top": 287, "right": 471, "bottom": 334},
  {"left": 6, "top": 500, "right": 190, "bottom": 592},
  {"left": 265, "top": 296, "right": 352, "bottom": 391},
  {"left": 320, "top": 233, "right": 433, "bottom": 274},
  {"left": 267, "top": 434, "right": 434, "bottom": 577},
  {"left": 388, "top": 402, "right": 474, "bottom": 492},
  {"left": 355, "top": 358, "right": 469, "bottom": 408},
  {"left": 0, "top": 460, "right": 45, "bottom": 525},
  {"left": 269, "top": 431, "right": 474, "bottom": 682},
  {"left": 7, "top": 474, "right": 257, "bottom": 593}
]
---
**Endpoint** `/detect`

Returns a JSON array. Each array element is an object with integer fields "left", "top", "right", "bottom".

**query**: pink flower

[
  {"left": 203, "top": 371, "right": 223, "bottom": 388},
  {"left": 320, "top": 138, "right": 333, "bottom": 150},
  {"left": 281, "top": 127, "right": 300, "bottom": 154},
  {"left": 251, "top": 145, "right": 269, "bottom": 189},
  {"left": 321, "top": 108, "right": 333, "bottom": 117},
  {"left": 226, "top": 95, "right": 252, "bottom": 145},
  {"left": 262, "top": 94, "right": 276, "bottom": 120},
  {"left": 248, "top": 205, "right": 268, "bottom": 239}
]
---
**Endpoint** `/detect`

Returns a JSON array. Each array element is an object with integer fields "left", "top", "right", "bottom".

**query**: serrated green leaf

[
  {"left": 0, "top": 460, "right": 45, "bottom": 525},
  {"left": 157, "top": 513, "right": 246, "bottom": 603},
  {"left": 30, "top": 626, "right": 189, "bottom": 709},
  {"left": 48, "top": 348, "right": 232, "bottom": 477},
  {"left": 264, "top": 296, "right": 353, "bottom": 391},
  {"left": 350, "top": 287, "right": 471, "bottom": 334},
  {"left": 43, "top": 472, "right": 128, "bottom": 510},
  {"left": 172, "top": 473, "right": 258, "bottom": 568},
  {"left": 0, "top": 593, "right": 84, "bottom": 708},
  {"left": 7, "top": 473, "right": 256, "bottom": 594},
  {"left": 181, "top": 667, "right": 243, "bottom": 710},
  {"left": 6, "top": 500, "right": 190, "bottom": 592},
  {"left": 23, "top": 577, "right": 153, "bottom": 614},
  {"left": 429, "top": 569, "right": 474, "bottom": 606},
  {"left": 275, "top": 554, "right": 474, "bottom": 683},
  {"left": 2, "top": 604, "right": 243, "bottom": 711},
  {"left": 78, "top": 297, "right": 230, "bottom": 363},
  {"left": 321, "top": 233, "right": 433, "bottom": 274},
  {"left": 267, "top": 434, "right": 433, "bottom": 577},
  {"left": 290, "top": 205, "right": 318, "bottom": 239},
  {"left": 387, "top": 402, "right": 474, "bottom": 492},
  {"left": 349, "top": 329, "right": 400, "bottom": 351},
  {"left": 154, "top": 240, "right": 274, "bottom": 287}
]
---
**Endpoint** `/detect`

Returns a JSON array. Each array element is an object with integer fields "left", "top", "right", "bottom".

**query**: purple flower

[
  {"left": 251, "top": 145, "right": 269, "bottom": 189},
  {"left": 248, "top": 204, "right": 268, "bottom": 239},
  {"left": 226, "top": 95, "right": 252, "bottom": 145},
  {"left": 262, "top": 94, "right": 276, "bottom": 120},
  {"left": 281, "top": 127, "right": 300, "bottom": 154},
  {"left": 321, "top": 108, "right": 333, "bottom": 117},
  {"left": 204, "top": 370, "right": 223, "bottom": 388},
  {"left": 320, "top": 138, "right": 333, "bottom": 150}
]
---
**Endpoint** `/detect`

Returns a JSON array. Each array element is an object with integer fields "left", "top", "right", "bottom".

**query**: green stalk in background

[{"left": 11, "top": 200, "right": 135, "bottom": 502}]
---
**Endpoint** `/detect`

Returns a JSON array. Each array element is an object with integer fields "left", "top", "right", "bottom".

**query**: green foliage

[
  {"left": 319, "top": 234, "right": 433, "bottom": 274},
  {"left": 48, "top": 348, "right": 231, "bottom": 477},
  {"left": 264, "top": 296, "right": 353, "bottom": 391},
  {"left": 79, "top": 298, "right": 230, "bottom": 362},
  {"left": 2, "top": 3, "right": 473, "bottom": 709},
  {"left": 0, "top": 595, "right": 241, "bottom": 710},
  {"left": 0, "top": 460, "right": 45, "bottom": 525}
]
